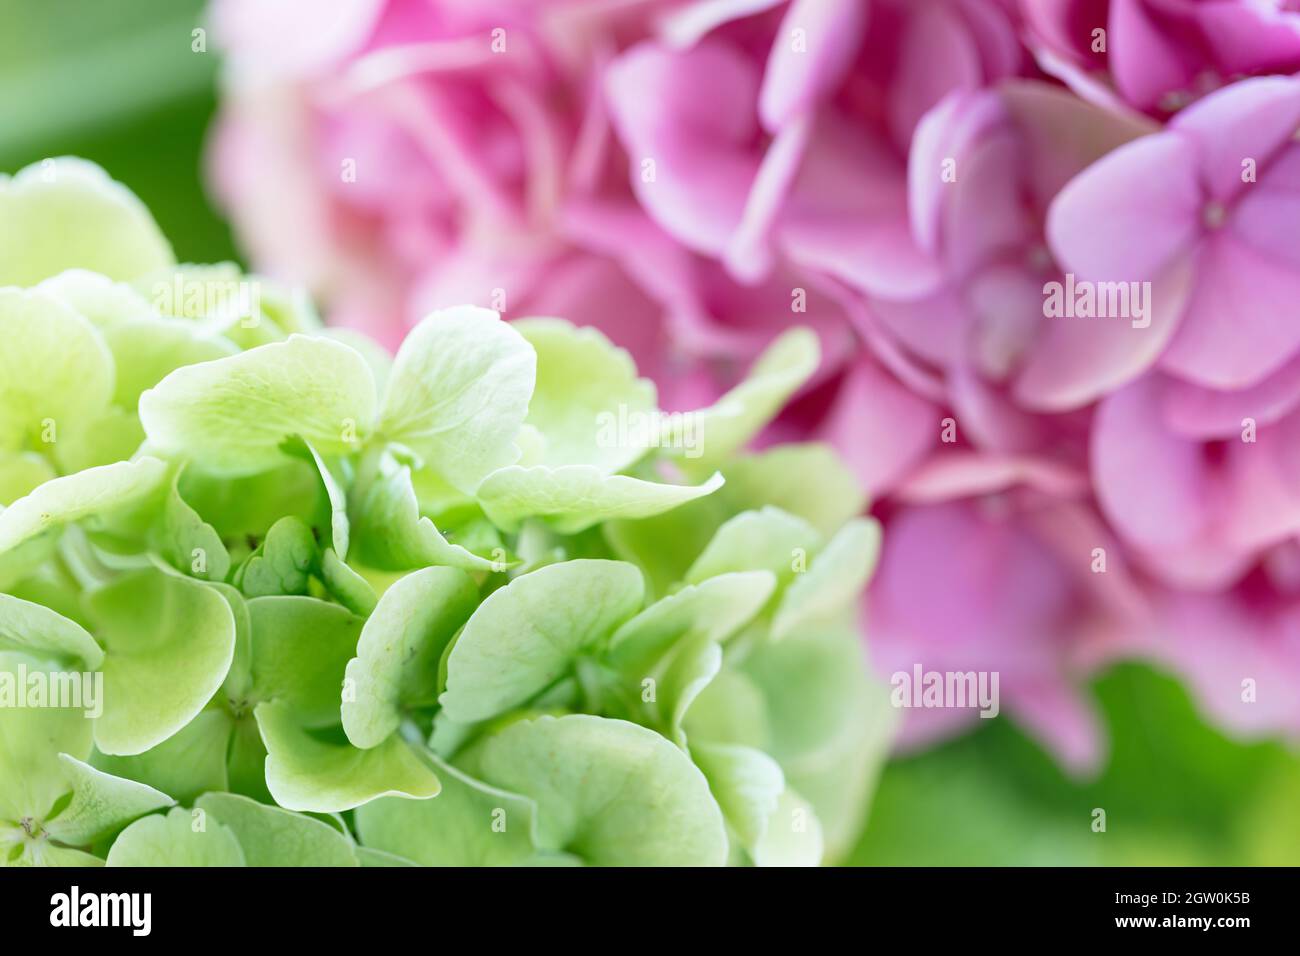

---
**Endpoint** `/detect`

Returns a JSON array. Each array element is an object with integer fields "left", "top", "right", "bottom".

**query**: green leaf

[
  {"left": 355, "top": 756, "right": 539, "bottom": 866},
  {"left": 139, "top": 334, "right": 376, "bottom": 477},
  {"left": 0, "top": 457, "right": 167, "bottom": 557},
  {"left": 515, "top": 317, "right": 657, "bottom": 473},
  {"left": 194, "top": 792, "right": 358, "bottom": 867},
  {"left": 376, "top": 306, "right": 535, "bottom": 493},
  {"left": 106, "top": 805, "right": 245, "bottom": 866},
  {"left": 348, "top": 455, "right": 498, "bottom": 572},
  {"left": 771, "top": 518, "right": 880, "bottom": 640},
  {"left": 51, "top": 406, "right": 146, "bottom": 474},
  {"left": 441, "top": 560, "right": 644, "bottom": 724},
  {"left": 0, "top": 286, "right": 113, "bottom": 452},
  {"left": 0, "top": 592, "right": 103, "bottom": 670},
  {"left": 255, "top": 701, "right": 441, "bottom": 813},
  {"left": 42, "top": 753, "right": 174, "bottom": 846},
  {"left": 668, "top": 328, "right": 818, "bottom": 472},
  {"left": 87, "top": 568, "right": 236, "bottom": 756},
  {"left": 247, "top": 596, "right": 364, "bottom": 727},
  {"left": 477, "top": 715, "right": 728, "bottom": 866},
  {"left": 691, "top": 742, "right": 784, "bottom": 856},
  {"left": 477, "top": 465, "right": 724, "bottom": 534},
  {"left": 342, "top": 566, "right": 478, "bottom": 748},
  {"left": 0, "top": 157, "right": 174, "bottom": 287}
]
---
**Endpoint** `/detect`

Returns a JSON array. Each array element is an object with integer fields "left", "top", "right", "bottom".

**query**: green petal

[
  {"left": 355, "top": 756, "right": 539, "bottom": 866},
  {"left": 691, "top": 742, "right": 784, "bottom": 855},
  {"left": 139, "top": 334, "right": 376, "bottom": 477},
  {"left": 640, "top": 631, "right": 721, "bottom": 747},
  {"left": 247, "top": 596, "right": 364, "bottom": 727},
  {"left": 255, "top": 701, "right": 441, "bottom": 813},
  {"left": 35, "top": 268, "right": 156, "bottom": 329},
  {"left": 349, "top": 456, "right": 497, "bottom": 572},
  {"left": 0, "top": 286, "right": 113, "bottom": 453},
  {"left": 147, "top": 469, "right": 231, "bottom": 584},
  {"left": 342, "top": 566, "right": 478, "bottom": 748},
  {"left": 0, "top": 652, "right": 95, "bottom": 823},
  {"left": 91, "top": 709, "right": 233, "bottom": 805},
  {"left": 477, "top": 715, "right": 728, "bottom": 866},
  {"left": 52, "top": 406, "right": 145, "bottom": 474},
  {"left": 0, "top": 157, "right": 174, "bottom": 287},
  {"left": 441, "top": 560, "right": 644, "bottom": 724},
  {"left": 106, "top": 806, "right": 245, "bottom": 867},
  {"left": 320, "top": 549, "right": 378, "bottom": 616},
  {"left": 0, "top": 457, "right": 167, "bottom": 557},
  {"left": 194, "top": 792, "right": 358, "bottom": 867},
  {"left": 100, "top": 312, "right": 238, "bottom": 407},
  {"left": 685, "top": 506, "right": 822, "bottom": 588},
  {"left": 668, "top": 328, "right": 818, "bottom": 472},
  {"left": 720, "top": 443, "right": 866, "bottom": 536},
  {"left": 0, "top": 452, "right": 55, "bottom": 506},
  {"left": 355, "top": 846, "right": 419, "bottom": 867},
  {"left": 477, "top": 465, "right": 724, "bottom": 534},
  {"left": 42, "top": 753, "right": 174, "bottom": 846},
  {"left": 606, "top": 571, "right": 775, "bottom": 676},
  {"left": 515, "top": 318, "right": 657, "bottom": 472},
  {"left": 771, "top": 518, "right": 880, "bottom": 640},
  {"left": 741, "top": 624, "right": 897, "bottom": 861},
  {"left": 236, "top": 516, "right": 317, "bottom": 598},
  {"left": 752, "top": 787, "right": 824, "bottom": 867},
  {"left": 305, "top": 441, "right": 350, "bottom": 558},
  {"left": 0, "top": 592, "right": 103, "bottom": 670},
  {"left": 682, "top": 670, "right": 772, "bottom": 751},
  {"left": 377, "top": 307, "right": 534, "bottom": 493},
  {"left": 178, "top": 458, "right": 322, "bottom": 542},
  {"left": 87, "top": 569, "right": 236, "bottom": 756}
]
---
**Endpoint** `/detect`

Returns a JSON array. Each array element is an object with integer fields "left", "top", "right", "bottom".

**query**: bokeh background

[{"left": 4, "top": 0, "right": 1298, "bottom": 865}]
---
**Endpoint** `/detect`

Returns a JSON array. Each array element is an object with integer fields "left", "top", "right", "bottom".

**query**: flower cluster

[
  {"left": 210, "top": 0, "right": 1300, "bottom": 771},
  {"left": 0, "top": 159, "right": 888, "bottom": 867}
]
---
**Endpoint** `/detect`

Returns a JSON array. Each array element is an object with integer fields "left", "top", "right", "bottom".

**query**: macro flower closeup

[{"left": 2, "top": 0, "right": 1300, "bottom": 881}]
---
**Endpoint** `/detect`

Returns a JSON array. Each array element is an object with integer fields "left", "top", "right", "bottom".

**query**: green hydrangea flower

[{"left": 0, "top": 158, "right": 895, "bottom": 867}]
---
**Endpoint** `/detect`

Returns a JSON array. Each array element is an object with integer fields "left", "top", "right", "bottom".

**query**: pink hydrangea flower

[
  {"left": 209, "top": 0, "right": 1300, "bottom": 772},
  {"left": 1022, "top": 0, "right": 1300, "bottom": 113}
]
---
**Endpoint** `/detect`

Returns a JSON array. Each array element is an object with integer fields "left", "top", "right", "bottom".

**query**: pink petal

[
  {"left": 817, "top": 356, "right": 939, "bottom": 498},
  {"left": 604, "top": 41, "right": 760, "bottom": 256},
  {"left": 1012, "top": 257, "right": 1192, "bottom": 411},
  {"left": 1047, "top": 130, "right": 1202, "bottom": 282},
  {"left": 758, "top": 0, "right": 869, "bottom": 132},
  {"left": 1160, "top": 231, "right": 1300, "bottom": 389},
  {"left": 1159, "top": 357, "right": 1300, "bottom": 440},
  {"left": 1171, "top": 75, "right": 1300, "bottom": 203}
]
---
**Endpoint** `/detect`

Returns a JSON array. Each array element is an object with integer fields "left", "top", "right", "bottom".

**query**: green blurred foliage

[
  {"left": 850, "top": 663, "right": 1300, "bottom": 865},
  {"left": 0, "top": 0, "right": 238, "bottom": 264}
]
